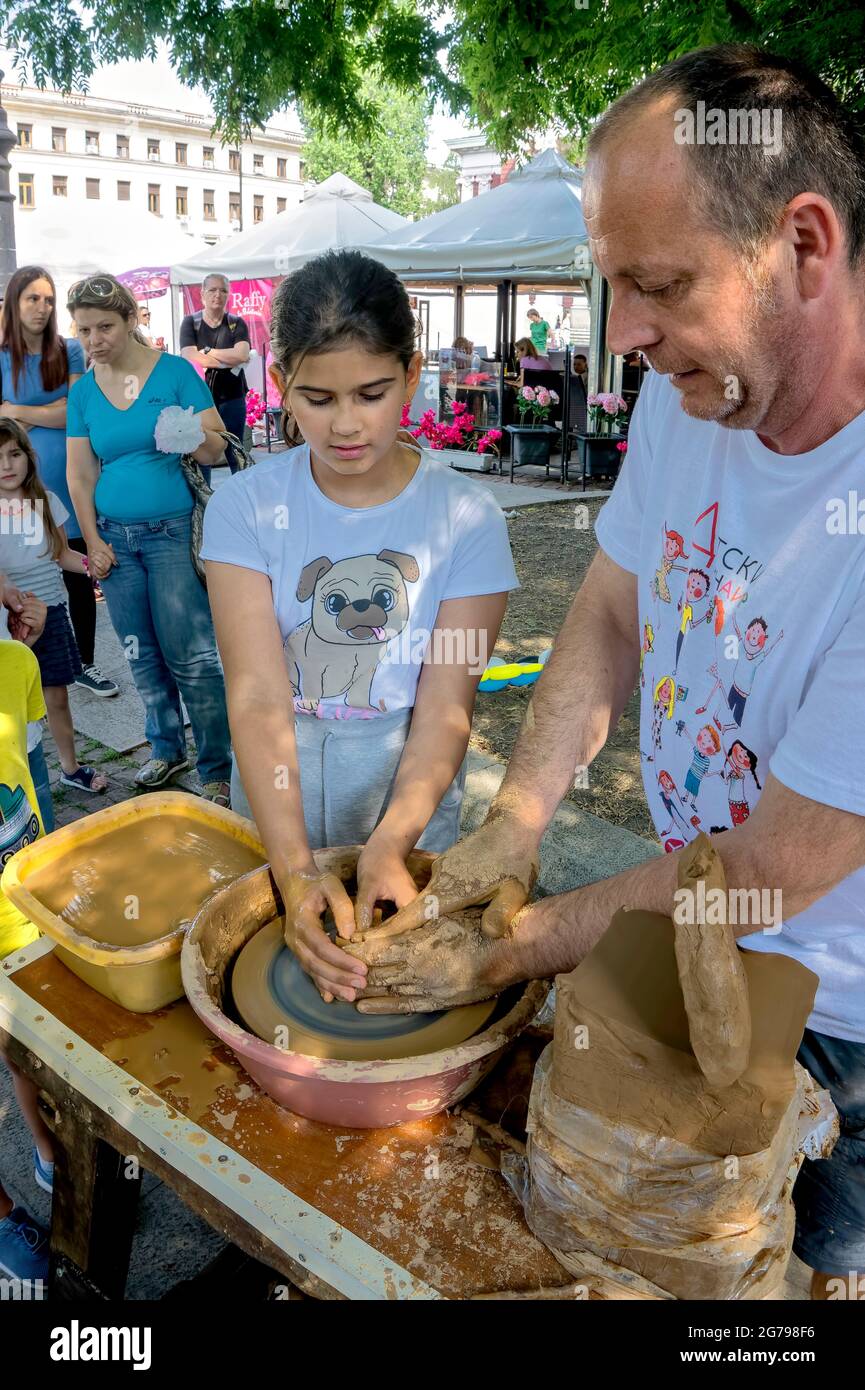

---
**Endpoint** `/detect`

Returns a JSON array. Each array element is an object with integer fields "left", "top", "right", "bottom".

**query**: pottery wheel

[{"left": 230, "top": 918, "right": 497, "bottom": 1061}]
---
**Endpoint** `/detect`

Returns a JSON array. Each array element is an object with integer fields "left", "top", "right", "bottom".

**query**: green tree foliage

[
  {"left": 301, "top": 80, "right": 431, "bottom": 217},
  {"left": 445, "top": 0, "right": 865, "bottom": 150},
  {"left": 423, "top": 152, "right": 461, "bottom": 212},
  {"left": 0, "top": 0, "right": 462, "bottom": 140}
]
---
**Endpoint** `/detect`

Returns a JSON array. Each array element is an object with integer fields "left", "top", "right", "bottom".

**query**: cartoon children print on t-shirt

[
  {"left": 284, "top": 548, "right": 420, "bottom": 714},
  {"left": 721, "top": 739, "right": 762, "bottom": 826},
  {"left": 696, "top": 613, "right": 784, "bottom": 731},
  {"left": 640, "top": 494, "right": 782, "bottom": 846}
]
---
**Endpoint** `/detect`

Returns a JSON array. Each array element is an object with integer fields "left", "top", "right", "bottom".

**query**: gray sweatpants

[{"left": 230, "top": 706, "right": 466, "bottom": 853}]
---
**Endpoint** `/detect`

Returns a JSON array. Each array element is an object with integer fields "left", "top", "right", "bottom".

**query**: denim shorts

[{"left": 793, "top": 1028, "right": 865, "bottom": 1275}]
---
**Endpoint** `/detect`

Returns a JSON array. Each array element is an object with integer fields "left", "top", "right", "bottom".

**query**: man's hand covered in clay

[
  {"left": 370, "top": 813, "right": 539, "bottom": 941},
  {"left": 351, "top": 906, "right": 509, "bottom": 1014},
  {"left": 345, "top": 815, "right": 540, "bottom": 1013}
]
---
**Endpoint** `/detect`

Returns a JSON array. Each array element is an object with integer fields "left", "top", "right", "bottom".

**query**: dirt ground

[{"left": 469, "top": 498, "right": 654, "bottom": 841}]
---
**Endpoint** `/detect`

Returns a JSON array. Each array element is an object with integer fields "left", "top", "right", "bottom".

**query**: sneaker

[
  {"left": 0, "top": 1205, "right": 49, "bottom": 1284},
  {"left": 135, "top": 755, "right": 190, "bottom": 789},
  {"left": 200, "top": 780, "right": 231, "bottom": 808},
  {"left": 34, "top": 1147, "right": 54, "bottom": 1194},
  {"left": 75, "top": 664, "right": 119, "bottom": 697}
]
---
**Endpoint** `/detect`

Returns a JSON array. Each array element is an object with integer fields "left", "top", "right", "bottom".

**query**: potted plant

[
  {"left": 574, "top": 391, "right": 629, "bottom": 486},
  {"left": 504, "top": 384, "right": 561, "bottom": 472},
  {"left": 245, "top": 388, "right": 267, "bottom": 446},
  {"left": 401, "top": 401, "right": 502, "bottom": 472}
]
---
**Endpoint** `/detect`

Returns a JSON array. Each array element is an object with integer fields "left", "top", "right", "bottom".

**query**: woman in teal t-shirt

[
  {"left": 0, "top": 264, "right": 118, "bottom": 695},
  {"left": 66, "top": 273, "right": 233, "bottom": 804}
]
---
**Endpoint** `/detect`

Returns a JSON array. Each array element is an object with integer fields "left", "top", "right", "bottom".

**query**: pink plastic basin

[{"left": 181, "top": 849, "right": 547, "bottom": 1128}]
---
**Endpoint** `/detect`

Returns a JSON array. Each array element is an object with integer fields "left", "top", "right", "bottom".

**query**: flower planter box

[
  {"left": 420, "top": 446, "right": 497, "bottom": 473},
  {"left": 573, "top": 432, "right": 627, "bottom": 490},
  {"left": 504, "top": 424, "right": 559, "bottom": 481}
]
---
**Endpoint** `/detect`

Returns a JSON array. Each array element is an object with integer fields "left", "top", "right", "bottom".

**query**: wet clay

[
  {"left": 104, "top": 1004, "right": 241, "bottom": 1120},
  {"left": 231, "top": 917, "right": 497, "bottom": 1060},
  {"left": 26, "top": 820, "right": 264, "bottom": 948},
  {"left": 673, "top": 834, "right": 751, "bottom": 1088}
]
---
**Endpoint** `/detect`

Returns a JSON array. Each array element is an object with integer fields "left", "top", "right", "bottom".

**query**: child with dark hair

[
  {"left": 0, "top": 417, "right": 107, "bottom": 794},
  {"left": 723, "top": 739, "right": 762, "bottom": 826},
  {"left": 201, "top": 250, "right": 518, "bottom": 1006}
]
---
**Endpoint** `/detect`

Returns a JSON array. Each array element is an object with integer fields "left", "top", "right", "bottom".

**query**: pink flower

[
  {"left": 550, "top": 390, "right": 559, "bottom": 404},
  {"left": 536, "top": 387, "right": 551, "bottom": 406},
  {"left": 616, "top": 440, "right": 628, "bottom": 452},
  {"left": 520, "top": 386, "right": 536, "bottom": 402}
]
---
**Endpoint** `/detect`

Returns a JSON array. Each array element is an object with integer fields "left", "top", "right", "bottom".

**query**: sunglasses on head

[{"left": 69, "top": 276, "right": 117, "bottom": 304}]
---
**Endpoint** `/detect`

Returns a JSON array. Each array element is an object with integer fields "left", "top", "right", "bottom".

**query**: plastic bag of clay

[{"left": 509, "top": 1046, "right": 825, "bottom": 1301}]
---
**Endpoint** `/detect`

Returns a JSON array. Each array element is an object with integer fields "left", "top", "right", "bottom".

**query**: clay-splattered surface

[{"left": 16, "top": 952, "right": 568, "bottom": 1298}]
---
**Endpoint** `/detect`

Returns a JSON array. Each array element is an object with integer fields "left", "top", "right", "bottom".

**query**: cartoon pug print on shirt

[{"left": 285, "top": 549, "right": 420, "bottom": 712}]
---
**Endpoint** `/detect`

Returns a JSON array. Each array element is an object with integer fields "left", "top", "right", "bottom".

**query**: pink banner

[{"left": 181, "top": 278, "right": 283, "bottom": 407}]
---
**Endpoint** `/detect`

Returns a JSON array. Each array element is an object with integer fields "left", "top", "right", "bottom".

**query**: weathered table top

[{"left": 1, "top": 937, "right": 566, "bottom": 1300}]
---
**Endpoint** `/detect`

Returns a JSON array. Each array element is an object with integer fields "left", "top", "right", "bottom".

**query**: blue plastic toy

[{"left": 478, "top": 649, "right": 552, "bottom": 692}]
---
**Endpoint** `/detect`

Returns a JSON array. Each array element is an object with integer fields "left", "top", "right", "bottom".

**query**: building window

[
  {"left": 277, "top": 196, "right": 286, "bottom": 213},
  {"left": 277, "top": 157, "right": 287, "bottom": 179},
  {"left": 203, "top": 189, "right": 215, "bottom": 220},
  {"left": 52, "top": 127, "right": 66, "bottom": 153},
  {"left": 471, "top": 179, "right": 479, "bottom": 197},
  {"left": 254, "top": 154, "right": 264, "bottom": 175},
  {"left": 203, "top": 146, "right": 214, "bottom": 168},
  {"left": 117, "top": 134, "right": 129, "bottom": 158},
  {"left": 86, "top": 178, "right": 100, "bottom": 200},
  {"left": 148, "top": 139, "right": 160, "bottom": 161},
  {"left": 18, "top": 174, "right": 34, "bottom": 207},
  {"left": 17, "top": 124, "right": 32, "bottom": 148},
  {"left": 229, "top": 149, "right": 240, "bottom": 172},
  {"left": 118, "top": 180, "right": 131, "bottom": 201},
  {"left": 229, "top": 193, "right": 241, "bottom": 223},
  {"left": 53, "top": 175, "right": 67, "bottom": 198},
  {"left": 176, "top": 186, "right": 188, "bottom": 217},
  {"left": 253, "top": 194, "right": 264, "bottom": 223},
  {"left": 148, "top": 184, "right": 160, "bottom": 214},
  {"left": 176, "top": 142, "right": 187, "bottom": 165},
  {"left": 299, "top": 159, "right": 306, "bottom": 181},
  {"left": 85, "top": 130, "right": 99, "bottom": 154}
]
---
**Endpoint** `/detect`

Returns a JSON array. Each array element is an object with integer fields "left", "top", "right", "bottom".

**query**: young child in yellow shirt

[{"left": 0, "top": 587, "right": 53, "bottom": 1284}]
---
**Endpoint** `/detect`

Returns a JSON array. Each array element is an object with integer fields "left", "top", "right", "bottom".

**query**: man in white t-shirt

[{"left": 361, "top": 46, "right": 865, "bottom": 1299}]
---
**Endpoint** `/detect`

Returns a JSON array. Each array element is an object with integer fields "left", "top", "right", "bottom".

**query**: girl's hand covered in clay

[
  {"left": 366, "top": 814, "right": 539, "bottom": 944},
  {"left": 279, "top": 867, "right": 367, "bottom": 1004},
  {"left": 351, "top": 908, "right": 505, "bottom": 1014},
  {"left": 154, "top": 404, "right": 206, "bottom": 455},
  {"left": 353, "top": 833, "right": 420, "bottom": 936}
]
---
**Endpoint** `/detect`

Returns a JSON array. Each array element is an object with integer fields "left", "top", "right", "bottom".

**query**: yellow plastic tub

[{"left": 1, "top": 791, "right": 265, "bottom": 1012}]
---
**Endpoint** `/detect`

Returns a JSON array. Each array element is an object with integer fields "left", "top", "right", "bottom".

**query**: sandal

[
  {"left": 59, "top": 764, "right": 108, "bottom": 794},
  {"left": 201, "top": 780, "right": 231, "bottom": 809}
]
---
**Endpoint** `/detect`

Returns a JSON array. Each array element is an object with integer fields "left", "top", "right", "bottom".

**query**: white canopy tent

[
  {"left": 356, "top": 148, "right": 609, "bottom": 387},
  {"left": 357, "top": 149, "right": 591, "bottom": 286},
  {"left": 168, "top": 173, "right": 407, "bottom": 284},
  {"left": 13, "top": 202, "right": 199, "bottom": 340}
]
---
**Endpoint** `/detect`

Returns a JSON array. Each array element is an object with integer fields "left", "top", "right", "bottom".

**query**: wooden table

[{"left": 0, "top": 937, "right": 568, "bottom": 1301}]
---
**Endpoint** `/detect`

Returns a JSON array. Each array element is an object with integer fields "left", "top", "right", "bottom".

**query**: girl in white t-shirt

[
  {"left": 0, "top": 419, "right": 107, "bottom": 794},
  {"left": 202, "top": 250, "right": 517, "bottom": 1005}
]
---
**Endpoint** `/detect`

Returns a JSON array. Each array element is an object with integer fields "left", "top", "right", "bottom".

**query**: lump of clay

[{"left": 673, "top": 834, "right": 751, "bottom": 1088}]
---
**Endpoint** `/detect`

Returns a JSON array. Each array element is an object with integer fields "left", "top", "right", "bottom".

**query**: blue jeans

[
  {"left": 96, "top": 513, "right": 231, "bottom": 783},
  {"left": 200, "top": 397, "right": 247, "bottom": 488},
  {"left": 28, "top": 740, "right": 54, "bottom": 834}
]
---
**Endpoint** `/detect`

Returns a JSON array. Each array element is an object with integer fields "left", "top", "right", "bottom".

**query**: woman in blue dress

[{"left": 0, "top": 266, "right": 118, "bottom": 696}]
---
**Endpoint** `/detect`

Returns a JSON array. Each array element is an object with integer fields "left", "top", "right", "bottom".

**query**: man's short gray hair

[
  {"left": 203, "top": 273, "right": 230, "bottom": 291},
  {"left": 587, "top": 44, "right": 865, "bottom": 266}
]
